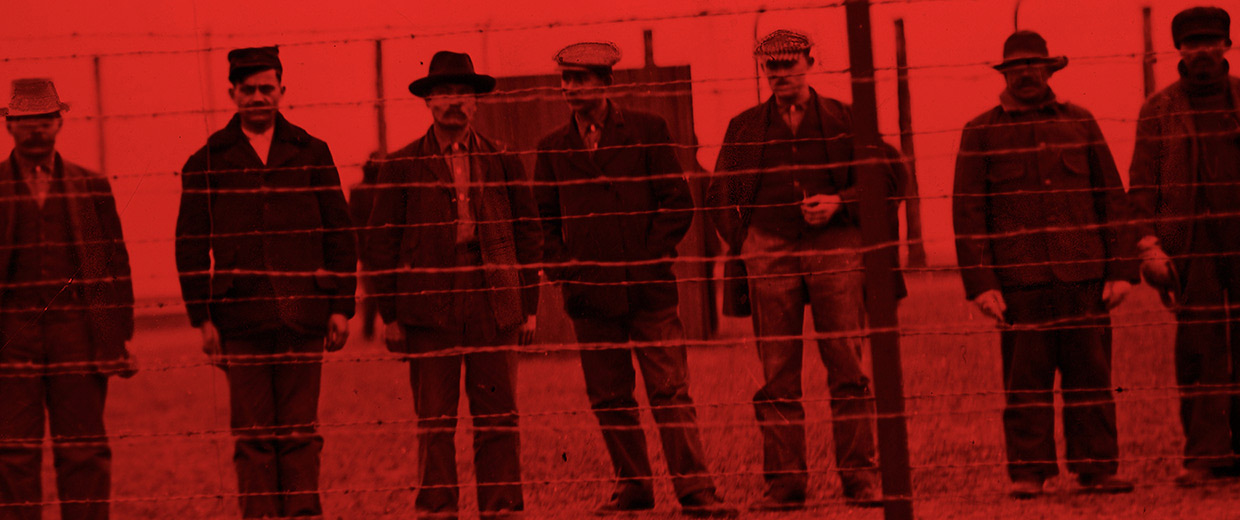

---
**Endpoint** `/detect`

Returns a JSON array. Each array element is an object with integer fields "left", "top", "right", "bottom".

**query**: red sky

[{"left": 1, "top": 0, "right": 1236, "bottom": 303}]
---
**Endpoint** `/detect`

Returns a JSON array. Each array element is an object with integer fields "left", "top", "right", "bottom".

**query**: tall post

[
  {"left": 1143, "top": 6, "right": 1156, "bottom": 98},
  {"left": 845, "top": 1, "right": 914, "bottom": 519},
  {"left": 92, "top": 55, "right": 107, "bottom": 173},
  {"left": 374, "top": 39, "right": 389, "bottom": 155},
  {"left": 894, "top": 19, "right": 926, "bottom": 268}
]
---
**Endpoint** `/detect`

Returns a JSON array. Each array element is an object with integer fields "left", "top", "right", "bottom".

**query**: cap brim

[
  {"left": 408, "top": 74, "right": 496, "bottom": 98},
  {"left": 1, "top": 103, "right": 69, "bottom": 118},
  {"left": 993, "top": 56, "right": 1068, "bottom": 72}
]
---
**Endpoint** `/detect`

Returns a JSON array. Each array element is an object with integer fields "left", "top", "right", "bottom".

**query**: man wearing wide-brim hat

[
  {"left": 0, "top": 78, "right": 136, "bottom": 519},
  {"left": 366, "top": 50, "right": 540, "bottom": 519},
  {"left": 1129, "top": 5, "right": 1240, "bottom": 488},
  {"left": 175, "top": 46, "right": 357, "bottom": 518},
  {"left": 953, "top": 30, "right": 1137, "bottom": 498}
]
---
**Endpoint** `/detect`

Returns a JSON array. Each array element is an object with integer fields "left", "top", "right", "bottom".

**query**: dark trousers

[
  {"left": 221, "top": 330, "right": 324, "bottom": 518},
  {"left": 1175, "top": 248, "right": 1240, "bottom": 469},
  {"left": 404, "top": 244, "right": 523, "bottom": 518},
  {"left": 741, "top": 226, "right": 877, "bottom": 497},
  {"left": 571, "top": 306, "right": 715, "bottom": 500},
  {"left": 0, "top": 310, "right": 110, "bottom": 520},
  {"left": 999, "top": 282, "right": 1118, "bottom": 481}
]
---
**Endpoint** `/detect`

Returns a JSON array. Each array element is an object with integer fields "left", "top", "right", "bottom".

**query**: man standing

[
  {"left": 534, "top": 42, "right": 733, "bottom": 517},
  {"left": 366, "top": 50, "right": 539, "bottom": 520},
  {"left": 1130, "top": 6, "right": 1240, "bottom": 487},
  {"left": 953, "top": 31, "right": 1136, "bottom": 498},
  {"left": 175, "top": 47, "right": 356, "bottom": 518},
  {"left": 707, "top": 29, "right": 896, "bottom": 510},
  {"left": 0, "top": 78, "right": 135, "bottom": 520}
]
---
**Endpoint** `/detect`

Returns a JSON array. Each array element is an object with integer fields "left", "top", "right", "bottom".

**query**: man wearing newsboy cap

[
  {"left": 954, "top": 30, "right": 1137, "bottom": 498},
  {"left": 366, "top": 50, "right": 541, "bottom": 519},
  {"left": 1129, "top": 6, "right": 1240, "bottom": 487},
  {"left": 0, "top": 78, "right": 136, "bottom": 520},
  {"left": 175, "top": 46, "right": 357, "bottom": 518},
  {"left": 534, "top": 42, "right": 736, "bottom": 517},
  {"left": 707, "top": 29, "right": 907, "bottom": 510}
]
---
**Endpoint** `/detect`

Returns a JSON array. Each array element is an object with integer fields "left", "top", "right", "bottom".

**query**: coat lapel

[
  {"left": 560, "top": 123, "right": 601, "bottom": 176},
  {"left": 418, "top": 130, "right": 454, "bottom": 187},
  {"left": 590, "top": 106, "right": 633, "bottom": 170},
  {"left": 813, "top": 91, "right": 855, "bottom": 191},
  {"left": 0, "top": 158, "right": 16, "bottom": 280}
]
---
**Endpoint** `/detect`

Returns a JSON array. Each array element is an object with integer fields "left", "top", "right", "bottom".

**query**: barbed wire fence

[{"left": 2, "top": 0, "right": 1239, "bottom": 518}]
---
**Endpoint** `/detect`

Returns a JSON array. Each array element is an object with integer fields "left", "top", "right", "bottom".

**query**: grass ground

[{"left": 39, "top": 273, "right": 1240, "bottom": 518}]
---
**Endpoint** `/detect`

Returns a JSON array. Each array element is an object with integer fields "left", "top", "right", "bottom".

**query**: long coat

[
  {"left": 0, "top": 154, "right": 134, "bottom": 363},
  {"left": 366, "top": 128, "right": 541, "bottom": 334},
  {"left": 534, "top": 104, "right": 694, "bottom": 319},
  {"left": 1129, "top": 75, "right": 1240, "bottom": 287},
  {"left": 707, "top": 91, "right": 906, "bottom": 316},
  {"left": 175, "top": 114, "right": 357, "bottom": 337},
  {"left": 953, "top": 100, "right": 1137, "bottom": 300}
]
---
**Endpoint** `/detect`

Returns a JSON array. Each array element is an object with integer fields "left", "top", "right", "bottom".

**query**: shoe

[
  {"left": 679, "top": 490, "right": 738, "bottom": 518},
  {"left": 1076, "top": 474, "right": 1134, "bottom": 494},
  {"left": 593, "top": 489, "right": 654, "bottom": 516},
  {"left": 749, "top": 490, "right": 806, "bottom": 511},
  {"left": 1008, "top": 478, "right": 1043, "bottom": 499},
  {"left": 841, "top": 471, "right": 883, "bottom": 508},
  {"left": 1175, "top": 467, "right": 1215, "bottom": 488}
]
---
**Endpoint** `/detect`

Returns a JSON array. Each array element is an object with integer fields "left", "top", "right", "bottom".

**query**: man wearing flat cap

[
  {"left": 707, "top": 28, "right": 903, "bottom": 510},
  {"left": 953, "top": 31, "right": 1136, "bottom": 498},
  {"left": 534, "top": 42, "right": 734, "bottom": 517},
  {"left": 1129, "top": 5, "right": 1240, "bottom": 487},
  {"left": 175, "top": 46, "right": 356, "bottom": 518},
  {"left": 0, "top": 78, "right": 135, "bottom": 520},
  {"left": 365, "top": 50, "right": 539, "bottom": 519}
]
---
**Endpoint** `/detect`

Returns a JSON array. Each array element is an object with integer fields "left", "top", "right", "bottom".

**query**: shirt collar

[
  {"left": 774, "top": 88, "right": 812, "bottom": 113},
  {"left": 13, "top": 153, "right": 55, "bottom": 178},
  {"left": 433, "top": 126, "right": 474, "bottom": 154}
]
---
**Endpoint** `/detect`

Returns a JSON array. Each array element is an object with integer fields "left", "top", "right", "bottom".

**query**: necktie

[
  {"left": 449, "top": 143, "right": 475, "bottom": 244},
  {"left": 784, "top": 104, "right": 803, "bottom": 134},
  {"left": 31, "top": 165, "right": 50, "bottom": 208},
  {"left": 584, "top": 123, "right": 601, "bottom": 151}
]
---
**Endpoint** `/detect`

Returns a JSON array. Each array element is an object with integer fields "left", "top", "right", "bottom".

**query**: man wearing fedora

[
  {"left": 365, "top": 50, "right": 539, "bottom": 519},
  {"left": 0, "top": 78, "right": 136, "bottom": 520},
  {"left": 1129, "top": 6, "right": 1240, "bottom": 487},
  {"left": 953, "top": 31, "right": 1137, "bottom": 497},
  {"left": 707, "top": 29, "right": 902, "bottom": 510},
  {"left": 533, "top": 42, "right": 734, "bottom": 517},
  {"left": 175, "top": 46, "right": 356, "bottom": 518}
]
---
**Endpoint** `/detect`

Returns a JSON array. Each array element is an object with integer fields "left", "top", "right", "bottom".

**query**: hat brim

[
  {"left": 408, "top": 74, "right": 496, "bottom": 98},
  {"left": 993, "top": 56, "right": 1068, "bottom": 72},
  {"left": 0, "top": 102, "right": 70, "bottom": 118}
]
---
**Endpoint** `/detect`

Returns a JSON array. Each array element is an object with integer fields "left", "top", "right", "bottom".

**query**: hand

[
  {"left": 117, "top": 350, "right": 139, "bottom": 379},
  {"left": 198, "top": 321, "right": 222, "bottom": 363},
  {"left": 326, "top": 314, "right": 349, "bottom": 352},
  {"left": 384, "top": 321, "right": 406, "bottom": 352},
  {"left": 518, "top": 314, "right": 537, "bottom": 346},
  {"left": 971, "top": 289, "right": 1007, "bottom": 325},
  {"left": 1139, "top": 243, "right": 1174, "bottom": 287},
  {"left": 1102, "top": 280, "right": 1131, "bottom": 310},
  {"left": 801, "top": 193, "right": 842, "bottom": 226}
]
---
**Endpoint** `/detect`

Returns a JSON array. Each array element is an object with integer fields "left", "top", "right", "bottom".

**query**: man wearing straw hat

[
  {"left": 1129, "top": 5, "right": 1240, "bottom": 487},
  {"left": 0, "top": 78, "right": 136, "bottom": 519},
  {"left": 708, "top": 29, "right": 902, "bottom": 510},
  {"left": 365, "top": 50, "right": 540, "bottom": 519},
  {"left": 174, "top": 46, "right": 356, "bottom": 518},
  {"left": 534, "top": 41, "right": 735, "bottom": 517},
  {"left": 953, "top": 30, "right": 1137, "bottom": 498}
]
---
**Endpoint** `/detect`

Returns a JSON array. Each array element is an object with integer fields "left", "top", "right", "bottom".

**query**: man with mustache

[
  {"left": 1130, "top": 6, "right": 1240, "bottom": 487},
  {"left": 707, "top": 29, "right": 903, "bottom": 510},
  {"left": 534, "top": 42, "right": 734, "bottom": 517},
  {"left": 953, "top": 31, "right": 1136, "bottom": 498},
  {"left": 0, "top": 78, "right": 136, "bottom": 520},
  {"left": 175, "top": 46, "right": 356, "bottom": 518},
  {"left": 365, "top": 51, "right": 539, "bottom": 520}
]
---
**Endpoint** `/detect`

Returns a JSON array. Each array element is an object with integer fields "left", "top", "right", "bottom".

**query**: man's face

[
  {"left": 6, "top": 116, "right": 62, "bottom": 159},
  {"left": 1180, "top": 36, "right": 1231, "bottom": 79},
  {"left": 761, "top": 54, "right": 813, "bottom": 102},
  {"left": 425, "top": 83, "right": 477, "bottom": 130},
  {"left": 1002, "top": 62, "right": 1052, "bottom": 104},
  {"left": 560, "top": 69, "right": 607, "bottom": 114},
  {"left": 229, "top": 68, "right": 284, "bottom": 130}
]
